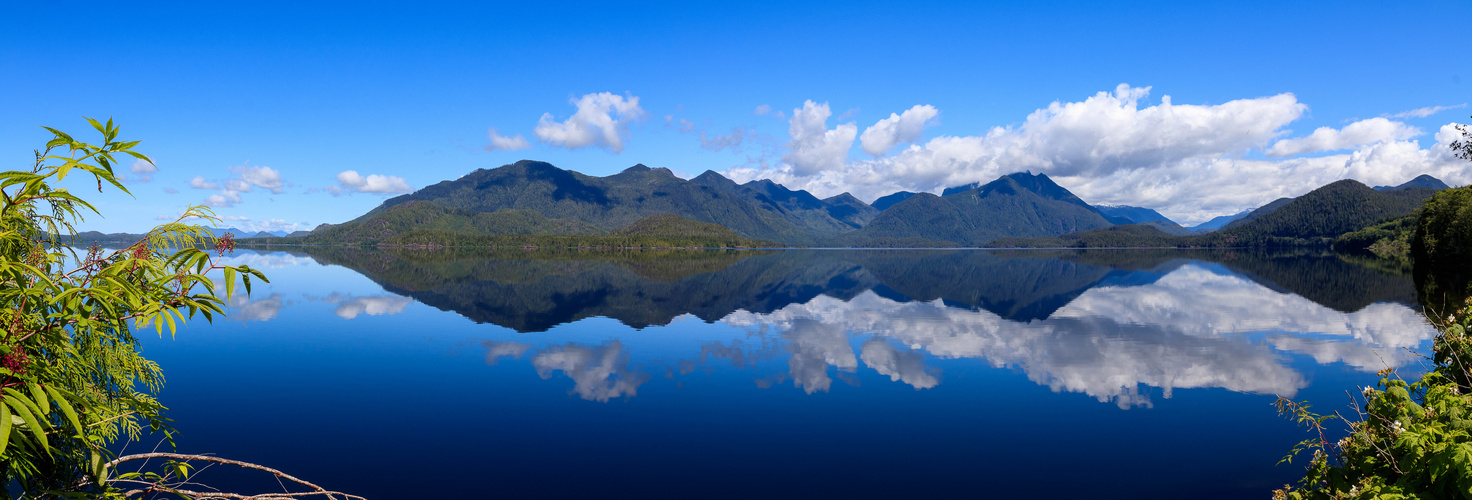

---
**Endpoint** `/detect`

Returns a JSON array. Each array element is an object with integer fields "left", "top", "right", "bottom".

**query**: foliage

[
  {"left": 1335, "top": 215, "right": 1417, "bottom": 261},
  {"left": 0, "top": 120, "right": 266, "bottom": 496},
  {"left": 296, "top": 200, "right": 605, "bottom": 245},
  {"left": 1273, "top": 298, "right": 1472, "bottom": 500}
]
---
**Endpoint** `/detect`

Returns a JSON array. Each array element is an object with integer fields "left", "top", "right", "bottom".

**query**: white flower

[
  {"left": 1349, "top": 485, "right": 1359, "bottom": 496},
  {"left": 1338, "top": 437, "right": 1351, "bottom": 449},
  {"left": 1363, "top": 386, "right": 1376, "bottom": 397},
  {"left": 1391, "top": 421, "right": 1404, "bottom": 435}
]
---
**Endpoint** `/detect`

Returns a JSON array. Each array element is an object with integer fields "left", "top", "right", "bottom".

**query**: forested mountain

[
  {"left": 1374, "top": 174, "right": 1450, "bottom": 191},
  {"left": 871, "top": 191, "right": 917, "bottom": 210},
  {"left": 1095, "top": 205, "right": 1174, "bottom": 224},
  {"left": 991, "top": 179, "right": 1440, "bottom": 248},
  {"left": 829, "top": 172, "right": 1113, "bottom": 246},
  {"left": 356, "top": 161, "right": 869, "bottom": 245}
]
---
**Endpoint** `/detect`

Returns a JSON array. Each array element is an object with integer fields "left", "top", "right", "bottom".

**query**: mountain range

[{"left": 234, "top": 159, "right": 1450, "bottom": 250}]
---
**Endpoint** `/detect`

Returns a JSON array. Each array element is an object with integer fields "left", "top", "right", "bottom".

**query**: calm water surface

[{"left": 138, "top": 248, "right": 1435, "bottom": 499}]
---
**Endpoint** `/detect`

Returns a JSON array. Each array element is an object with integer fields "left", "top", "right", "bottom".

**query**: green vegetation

[
  {"left": 1274, "top": 299, "right": 1472, "bottom": 500},
  {"left": 244, "top": 206, "right": 778, "bottom": 249},
  {"left": 1334, "top": 215, "right": 1417, "bottom": 261},
  {"left": 0, "top": 122, "right": 274, "bottom": 496}
]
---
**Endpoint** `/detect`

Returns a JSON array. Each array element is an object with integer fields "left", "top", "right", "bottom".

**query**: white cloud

[
  {"left": 782, "top": 100, "right": 858, "bottom": 176},
  {"left": 1267, "top": 117, "right": 1421, "bottom": 157},
  {"left": 126, "top": 159, "right": 157, "bottom": 182},
  {"left": 163, "top": 187, "right": 179, "bottom": 194},
  {"left": 330, "top": 170, "right": 414, "bottom": 195},
  {"left": 1385, "top": 103, "right": 1467, "bottom": 119},
  {"left": 722, "top": 85, "right": 1471, "bottom": 225},
  {"left": 484, "top": 128, "right": 531, "bottom": 152},
  {"left": 189, "top": 165, "right": 286, "bottom": 207},
  {"left": 189, "top": 176, "right": 218, "bottom": 189},
  {"left": 860, "top": 104, "right": 939, "bottom": 156},
  {"left": 233, "top": 165, "right": 285, "bottom": 194},
  {"left": 533, "top": 92, "right": 646, "bottom": 153}
]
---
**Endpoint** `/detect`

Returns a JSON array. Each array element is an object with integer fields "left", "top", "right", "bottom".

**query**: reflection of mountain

[
  {"left": 724, "top": 264, "right": 1435, "bottom": 406},
  {"left": 297, "top": 247, "right": 1423, "bottom": 333}
]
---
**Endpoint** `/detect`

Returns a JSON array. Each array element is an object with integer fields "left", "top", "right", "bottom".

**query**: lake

[{"left": 137, "top": 248, "right": 1436, "bottom": 499}]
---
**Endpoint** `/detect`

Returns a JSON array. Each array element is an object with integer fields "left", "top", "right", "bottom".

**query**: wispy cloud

[{"left": 1384, "top": 103, "right": 1467, "bottom": 119}]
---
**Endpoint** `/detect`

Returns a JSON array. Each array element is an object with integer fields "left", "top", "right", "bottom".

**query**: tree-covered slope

[
  {"left": 355, "top": 161, "right": 868, "bottom": 245},
  {"left": 831, "top": 172, "right": 1113, "bottom": 246},
  {"left": 1095, "top": 205, "right": 1174, "bottom": 224},
  {"left": 1217, "top": 180, "right": 1436, "bottom": 242},
  {"left": 302, "top": 200, "right": 604, "bottom": 245},
  {"left": 990, "top": 179, "right": 1439, "bottom": 248}
]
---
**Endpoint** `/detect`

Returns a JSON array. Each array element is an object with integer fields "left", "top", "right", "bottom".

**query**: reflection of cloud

[
  {"left": 783, "top": 320, "right": 857, "bottom": 394},
  {"left": 529, "top": 341, "right": 650, "bottom": 402},
  {"left": 333, "top": 296, "right": 414, "bottom": 319},
  {"left": 860, "top": 339, "right": 938, "bottom": 390},
  {"left": 723, "top": 263, "right": 1435, "bottom": 408},
  {"left": 483, "top": 341, "right": 530, "bottom": 365},
  {"left": 229, "top": 293, "right": 284, "bottom": 322},
  {"left": 218, "top": 252, "right": 302, "bottom": 269}
]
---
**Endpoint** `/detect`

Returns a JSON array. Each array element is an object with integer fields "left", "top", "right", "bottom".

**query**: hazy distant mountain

[
  {"left": 871, "top": 191, "right": 917, "bottom": 211},
  {"left": 1374, "top": 174, "right": 1450, "bottom": 191},
  {"left": 832, "top": 172, "right": 1113, "bottom": 246},
  {"left": 1095, "top": 205, "right": 1174, "bottom": 225},
  {"left": 1189, "top": 210, "right": 1250, "bottom": 233},
  {"left": 358, "top": 160, "right": 869, "bottom": 245}
]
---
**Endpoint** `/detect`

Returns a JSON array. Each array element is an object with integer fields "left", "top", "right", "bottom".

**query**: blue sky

[{"left": 2, "top": 1, "right": 1468, "bottom": 232}]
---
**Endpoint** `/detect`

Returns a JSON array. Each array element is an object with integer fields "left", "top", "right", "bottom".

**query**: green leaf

[
  {"left": 4, "top": 396, "right": 48, "bottom": 451},
  {"left": 43, "top": 386, "right": 82, "bottom": 437},
  {"left": 0, "top": 402, "right": 11, "bottom": 457}
]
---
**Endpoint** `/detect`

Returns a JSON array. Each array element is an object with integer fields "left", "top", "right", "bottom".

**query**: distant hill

[
  {"left": 1189, "top": 210, "right": 1250, "bottom": 233},
  {"left": 1222, "top": 197, "right": 1294, "bottom": 230},
  {"left": 831, "top": 172, "right": 1113, "bottom": 247},
  {"left": 1374, "top": 174, "right": 1450, "bottom": 191},
  {"left": 991, "top": 179, "right": 1438, "bottom": 248},
  {"left": 1139, "top": 219, "right": 1195, "bottom": 236},
  {"left": 1095, "top": 205, "right": 1174, "bottom": 225},
  {"left": 357, "top": 161, "right": 869, "bottom": 245},
  {"left": 871, "top": 191, "right": 917, "bottom": 211}
]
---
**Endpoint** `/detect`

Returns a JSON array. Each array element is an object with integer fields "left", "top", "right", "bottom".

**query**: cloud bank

[{"left": 723, "top": 85, "right": 1470, "bottom": 225}]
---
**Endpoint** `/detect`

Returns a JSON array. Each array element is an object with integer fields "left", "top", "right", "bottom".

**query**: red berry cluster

[
  {"left": 2, "top": 348, "right": 30, "bottom": 375},
  {"left": 214, "top": 233, "right": 236, "bottom": 257}
]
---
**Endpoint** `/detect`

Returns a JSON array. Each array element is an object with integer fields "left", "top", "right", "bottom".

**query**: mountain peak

[{"left": 622, "top": 164, "right": 651, "bottom": 173}]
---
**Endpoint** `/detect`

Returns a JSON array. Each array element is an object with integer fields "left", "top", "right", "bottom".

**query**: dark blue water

[{"left": 135, "top": 249, "right": 1434, "bottom": 499}]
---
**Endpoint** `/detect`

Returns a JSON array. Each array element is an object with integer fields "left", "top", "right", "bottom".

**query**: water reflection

[
  {"left": 485, "top": 340, "right": 649, "bottom": 402},
  {"left": 294, "top": 247, "right": 1435, "bottom": 406}
]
